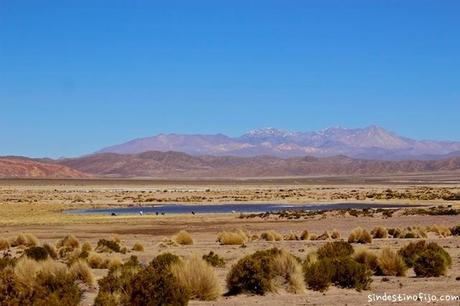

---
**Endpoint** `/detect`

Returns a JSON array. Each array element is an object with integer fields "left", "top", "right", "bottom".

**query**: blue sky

[{"left": 1, "top": 1, "right": 459, "bottom": 157}]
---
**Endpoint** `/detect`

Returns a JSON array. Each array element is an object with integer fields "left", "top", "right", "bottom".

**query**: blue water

[{"left": 66, "top": 203, "right": 415, "bottom": 216}]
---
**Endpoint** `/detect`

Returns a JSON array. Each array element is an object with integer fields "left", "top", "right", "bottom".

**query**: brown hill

[
  {"left": 0, "top": 157, "right": 90, "bottom": 179},
  {"left": 57, "top": 151, "right": 460, "bottom": 178}
]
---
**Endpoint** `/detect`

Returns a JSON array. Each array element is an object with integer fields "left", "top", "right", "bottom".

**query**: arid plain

[{"left": 1, "top": 173, "right": 460, "bottom": 305}]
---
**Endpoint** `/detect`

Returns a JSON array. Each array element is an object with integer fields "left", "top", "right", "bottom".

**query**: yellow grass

[
  {"left": 348, "top": 227, "right": 372, "bottom": 244},
  {"left": 272, "top": 250, "right": 306, "bottom": 294},
  {"left": 173, "top": 230, "right": 194, "bottom": 245},
  {"left": 69, "top": 259, "right": 95, "bottom": 286},
  {"left": 377, "top": 247, "right": 408, "bottom": 276},
  {"left": 217, "top": 230, "right": 248, "bottom": 245},
  {"left": 261, "top": 230, "right": 283, "bottom": 241},
  {"left": 171, "top": 254, "right": 221, "bottom": 301}
]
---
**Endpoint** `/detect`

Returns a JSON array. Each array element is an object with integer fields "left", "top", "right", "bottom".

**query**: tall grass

[
  {"left": 217, "top": 230, "right": 248, "bottom": 245},
  {"left": 171, "top": 255, "right": 221, "bottom": 301},
  {"left": 173, "top": 230, "right": 194, "bottom": 245}
]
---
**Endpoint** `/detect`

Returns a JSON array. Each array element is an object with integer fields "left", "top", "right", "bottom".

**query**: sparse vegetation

[
  {"left": 173, "top": 230, "right": 194, "bottom": 245},
  {"left": 217, "top": 230, "right": 248, "bottom": 245},
  {"left": 0, "top": 238, "right": 10, "bottom": 250},
  {"left": 202, "top": 251, "right": 225, "bottom": 268},
  {"left": 317, "top": 241, "right": 354, "bottom": 258},
  {"left": 354, "top": 249, "right": 379, "bottom": 274},
  {"left": 260, "top": 230, "right": 283, "bottom": 241},
  {"left": 132, "top": 242, "right": 145, "bottom": 252},
  {"left": 371, "top": 226, "right": 388, "bottom": 239},
  {"left": 96, "top": 238, "right": 122, "bottom": 253},
  {"left": 25, "top": 246, "right": 49, "bottom": 261}
]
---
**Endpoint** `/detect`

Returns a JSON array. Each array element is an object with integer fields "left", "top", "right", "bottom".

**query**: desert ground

[{"left": 1, "top": 173, "right": 460, "bottom": 305}]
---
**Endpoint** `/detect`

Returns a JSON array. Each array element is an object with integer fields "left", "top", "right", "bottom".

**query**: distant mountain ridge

[
  {"left": 57, "top": 151, "right": 460, "bottom": 178},
  {"left": 98, "top": 126, "right": 460, "bottom": 160}
]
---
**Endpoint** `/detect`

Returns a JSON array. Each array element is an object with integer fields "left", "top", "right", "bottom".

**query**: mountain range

[
  {"left": 98, "top": 126, "right": 460, "bottom": 160},
  {"left": 2, "top": 125, "right": 460, "bottom": 178}
]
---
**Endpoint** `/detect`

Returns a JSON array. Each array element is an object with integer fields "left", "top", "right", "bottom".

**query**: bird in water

[
  {"left": 139, "top": 210, "right": 143, "bottom": 216},
  {"left": 191, "top": 211, "right": 196, "bottom": 215}
]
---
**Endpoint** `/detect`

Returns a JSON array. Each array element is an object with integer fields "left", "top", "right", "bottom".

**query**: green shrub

[
  {"left": 202, "top": 251, "right": 225, "bottom": 268},
  {"left": 317, "top": 241, "right": 354, "bottom": 258},
  {"left": 226, "top": 248, "right": 281, "bottom": 295},
  {"left": 303, "top": 258, "right": 334, "bottom": 291},
  {"left": 331, "top": 257, "right": 372, "bottom": 291},
  {"left": 25, "top": 246, "right": 49, "bottom": 261},
  {"left": 354, "top": 249, "right": 380, "bottom": 274},
  {"left": 128, "top": 254, "right": 189, "bottom": 306},
  {"left": 398, "top": 241, "right": 452, "bottom": 269},
  {"left": 414, "top": 249, "right": 450, "bottom": 277}
]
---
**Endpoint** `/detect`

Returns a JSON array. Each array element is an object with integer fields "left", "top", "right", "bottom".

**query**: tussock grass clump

[
  {"left": 388, "top": 228, "right": 402, "bottom": 238},
  {"left": 377, "top": 248, "right": 408, "bottom": 276},
  {"left": 87, "top": 252, "right": 110, "bottom": 269},
  {"left": 0, "top": 238, "right": 10, "bottom": 250},
  {"left": 81, "top": 242, "right": 92, "bottom": 252},
  {"left": 217, "top": 230, "right": 248, "bottom": 245},
  {"left": 354, "top": 249, "right": 379, "bottom": 274},
  {"left": 271, "top": 250, "right": 305, "bottom": 294},
  {"left": 43, "top": 243, "right": 58, "bottom": 259},
  {"left": 348, "top": 227, "right": 372, "bottom": 244},
  {"left": 69, "top": 259, "right": 95, "bottom": 286},
  {"left": 428, "top": 225, "right": 452, "bottom": 237},
  {"left": 371, "top": 226, "right": 388, "bottom": 239},
  {"left": 330, "top": 230, "right": 341, "bottom": 240},
  {"left": 132, "top": 242, "right": 145, "bottom": 252},
  {"left": 300, "top": 230, "right": 309, "bottom": 240},
  {"left": 260, "top": 230, "right": 283, "bottom": 242},
  {"left": 317, "top": 241, "right": 354, "bottom": 258},
  {"left": 56, "top": 234, "right": 80, "bottom": 250},
  {"left": 173, "top": 230, "right": 194, "bottom": 245},
  {"left": 226, "top": 248, "right": 304, "bottom": 295},
  {"left": 171, "top": 254, "right": 221, "bottom": 300},
  {"left": 284, "top": 231, "right": 299, "bottom": 240},
  {"left": 202, "top": 251, "right": 225, "bottom": 268},
  {"left": 108, "top": 256, "right": 123, "bottom": 270},
  {"left": 96, "top": 238, "right": 122, "bottom": 253},
  {"left": 25, "top": 246, "right": 49, "bottom": 261},
  {"left": 10, "top": 233, "right": 39, "bottom": 247},
  {"left": 1, "top": 257, "right": 83, "bottom": 305}
]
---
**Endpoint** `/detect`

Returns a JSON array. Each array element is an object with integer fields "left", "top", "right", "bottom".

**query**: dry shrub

[
  {"left": 56, "top": 234, "right": 80, "bottom": 250},
  {"left": 314, "top": 231, "right": 331, "bottom": 241},
  {"left": 377, "top": 248, "right": 408, "bottom": 276},
  {"left": 429, "top": 225, "right": 452, "bottom": 237},
  {"left": 96, "top": 238, "right": 122, "bottom": 253},
  {"left": 202, "top": 251, "right": 225, "bottom": 268},
  {"left": 43, "top": 243, "right": 58, "bottom": 259},
  {"left": 271, "top": 250, "right": 305, "bottom": 294},
  {"left": 348, "top": 227, "right": 372, "bottom": 244},
  {"left": 284, "top": 231, "right": 299, "bottom": 241},
  {"left": 226, "top": 248, "right": 304, "bottom": 295},
  {"left": 10, "top": 233, "right": 38, "bottom": 247},
  {"left": 108, "top": 256, "right": 123, "bottom": 270},
  {"left": 25, "top": 246, "right": 49, "bottom": 261},
  {"left": 371, "top": 227, "right": 388, "bottom": 239},
  {"left": 354, "top": 249, "right": 379, "bottom": 274},
  {"left": 87, "top": 252, "right": 108, "bottom": 269},
  {"left": 132, "top": 242, "right": 144, "bottom": 252},
  {"left": 309, "top": 233, "right": 317, "bottom": 240},
  {"left": 261, "top": 230, "right": 283, "bottom": 242},
  {"left": 81, "top": 242, "right": 92, "bottom": 252},
  {"left": 300, "top": 230, "right": 309, "bottom": 240},
  {"left": 414, "top": 249, "right": 450, "bottom": 277},
  {"left": 0, "top": 238, "right": 10, "bottom": 250},
  {"left": 303, "top": 258, "right": 334, "bottom": 291},
  {"left": 171, "top": 255, "right": 221, "bottom": 300},
  {"left": 2, "top": 257, "right": 81, "bottom": 305},
  {"left": 69, "top": 259, "right": 95, "bottom": 286},
  {"left": 451, "top": 225, "right": 460, "bottom": 236},
  {"left": 388, "top": 228, "right": 402, "bottom": 238},
  {"left": 217, "top": 230, "right": 248, "bottom": 245},
  {"left": 330, "top": 230, "right": 341, "bottom": 240},
  {"left": 173, "top": 230, "right": 194, "bottom": 245},
  {"left": 317, "top": 241, "right": 354, "bottom": 258}
]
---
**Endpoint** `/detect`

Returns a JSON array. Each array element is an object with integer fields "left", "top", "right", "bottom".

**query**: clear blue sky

[{"left": 1, "top": 1, "right": 459, "bottom": 157}]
